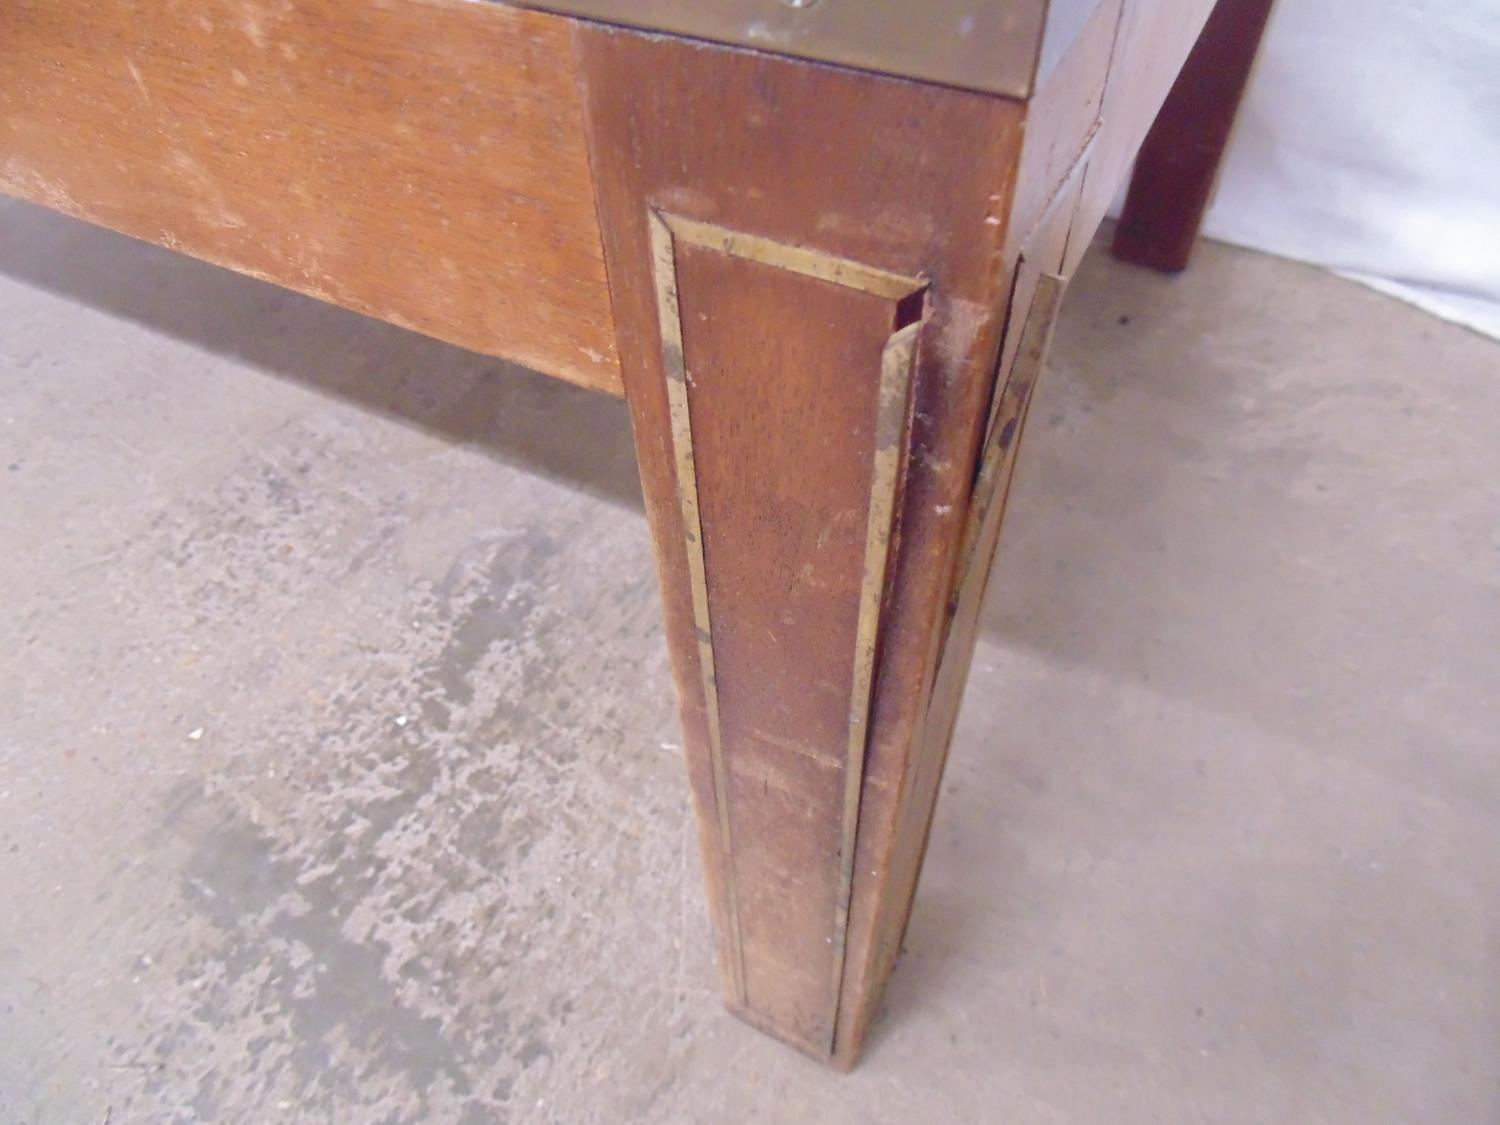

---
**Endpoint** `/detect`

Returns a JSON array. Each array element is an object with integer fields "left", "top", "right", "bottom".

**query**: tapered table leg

[
  {"left": 1112, "top": 0, "right": 1278, "bottom": 271},
  {"left": 576, "top": 26, "right": 1081, "bottom": 1066}
]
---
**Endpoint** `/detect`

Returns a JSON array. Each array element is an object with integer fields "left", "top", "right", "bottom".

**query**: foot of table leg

[
  {"left": 1111, "top": 0, "right": 1277, "bottom": 272},
  {"left": 576, "top": 28, "right": 1034, "bottom": 1065}
]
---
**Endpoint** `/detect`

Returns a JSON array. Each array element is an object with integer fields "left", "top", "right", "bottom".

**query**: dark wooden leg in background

[
  {"left": 1111, "top": 0, "right": 1277, "bottom": 271},
  {"left": 576, "top": 28, "right": 1034, "bottom": 1066}
]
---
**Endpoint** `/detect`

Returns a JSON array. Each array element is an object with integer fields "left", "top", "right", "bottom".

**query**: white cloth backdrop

[{"left": 1191, "top": 0, "right": 1500, "bottom": 339}]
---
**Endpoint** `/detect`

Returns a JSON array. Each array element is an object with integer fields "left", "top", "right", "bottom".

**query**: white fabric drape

[{"left": 1197, "top": 1, "right": 1500, "bottom": 339}]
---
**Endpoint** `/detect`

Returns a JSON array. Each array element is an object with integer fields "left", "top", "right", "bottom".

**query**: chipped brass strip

[
  {"left": 827, "top": 318, "right": 921, "bottom": 1052},
  {"left": 663, "top": 213, "right": 922, "bottom": 301},
  {"left": 649, "top": 209, "right": 748, "bottom": 1007},
  {"left": 954, "top": 272, "right": 1065, "bottom": 599},
  {"left": 649, "top": 210, "right": 926, "bottom": 1054}
]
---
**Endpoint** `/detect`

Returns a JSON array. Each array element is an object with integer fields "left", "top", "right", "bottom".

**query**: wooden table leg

[
  {"left": 1111, "top": 0, "right": 1278, "bottom": 272},
  {"left": 576, "top": 28, "right": 1044, "bottom": 1066}
]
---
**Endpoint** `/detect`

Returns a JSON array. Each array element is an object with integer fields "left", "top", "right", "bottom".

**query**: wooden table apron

[{"left": 0, "top": 0, "right": 1264, "bottom": 1067}]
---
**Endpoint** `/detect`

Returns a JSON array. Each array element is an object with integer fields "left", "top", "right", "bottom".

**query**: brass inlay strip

[
  {"left": 648, "top": 210, "right": 925, "bottom": 1055},
  {"left": 649, "top": 209, "right": 748, "bottom": 1007},
  {"left": 955, "top": 272, "right": 1065, "bottom": 599},
  {"left": 827, "top": 318, "right": 921, "bottom": 1051},
  {"left": 663, "top": 213, "right": 921, "bottom": 301}
]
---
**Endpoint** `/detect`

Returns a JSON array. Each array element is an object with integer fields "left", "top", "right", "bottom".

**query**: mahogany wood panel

[
  {"left": 0, "top": 0, "right": 621, "bottom": 393},
  {"left": 1112, "top": 0, "right": 1277, "bottom": 271},
  {"left": 577, "top": 25, "right": 1028, "bottom": 1065}
]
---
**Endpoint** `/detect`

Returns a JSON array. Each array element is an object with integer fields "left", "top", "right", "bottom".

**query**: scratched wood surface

[
  {"left": 0, "top": 0, "right": 620, "bottom": 393},
  {"left": 578, "top": 23, "right": 1029, "bottom": 1064},
  {"left": 677, "top": 245, "right": 908, "bottom": 1050},
  {"left": 579, "top": 0, "right": 1225, "bottom": 1067}
]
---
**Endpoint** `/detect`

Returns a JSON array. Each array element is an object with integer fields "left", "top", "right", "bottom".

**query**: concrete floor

[{"left": 1, "top": 196, "right": 1497, "bottom": 1124}]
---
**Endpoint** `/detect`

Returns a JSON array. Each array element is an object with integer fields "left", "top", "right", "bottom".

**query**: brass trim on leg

[
  {"left": 648, "top": 209, "right": 749, "bottom": 1008},
  {"left": 647, "top": 209, "right": 926, "bottom": 1054},
  {"left": 828, "top": 317, "right": 921, "bottom": 1051},
  {"left": 954, "top": 271, "right": 1066, "bottom": 601},
  {"left": 663, "top": 213, "right": 924, "bottom": 300}
]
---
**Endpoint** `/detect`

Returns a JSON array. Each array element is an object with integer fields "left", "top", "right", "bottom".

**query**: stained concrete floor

[{"left": 1, "top": 196, "right": 1497, "bottom": 1124}]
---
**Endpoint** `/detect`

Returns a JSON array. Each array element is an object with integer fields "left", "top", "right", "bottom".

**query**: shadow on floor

[{"left": 0, "top": 198, "right": 644, "bottom": 512}]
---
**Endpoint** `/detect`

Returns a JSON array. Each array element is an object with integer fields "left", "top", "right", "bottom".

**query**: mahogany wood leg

[
  {"left": 1111, "top": 0, "right": 1277, "bottom": 272},
  {"left": 575, "top": 27, "right": 1053, "bottom": 1066}
]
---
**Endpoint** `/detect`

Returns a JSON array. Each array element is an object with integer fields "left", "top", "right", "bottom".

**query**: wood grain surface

[
  {"left": 578, "top": 24, "right": 1028, "bottom": 1065},
  {"left": 0, "top": 0, "right": 620, "bottom": 392}
]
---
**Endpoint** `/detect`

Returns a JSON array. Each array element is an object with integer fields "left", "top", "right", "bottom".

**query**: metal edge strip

[
  {"left": 648, "top": 209, "right": 748, "bottom": 1007},
  {"left": 827, "top": 317, "right": 922, "bottom": 1054},
  {"left": 512, "top": 0, "right": 1055, "bottom": 99},
  {"left": 664, "top": 213, "right": 922, "bottom": 301},
  {"left": 953, "top": 270, "right": 1065, "bottom": 599}
]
